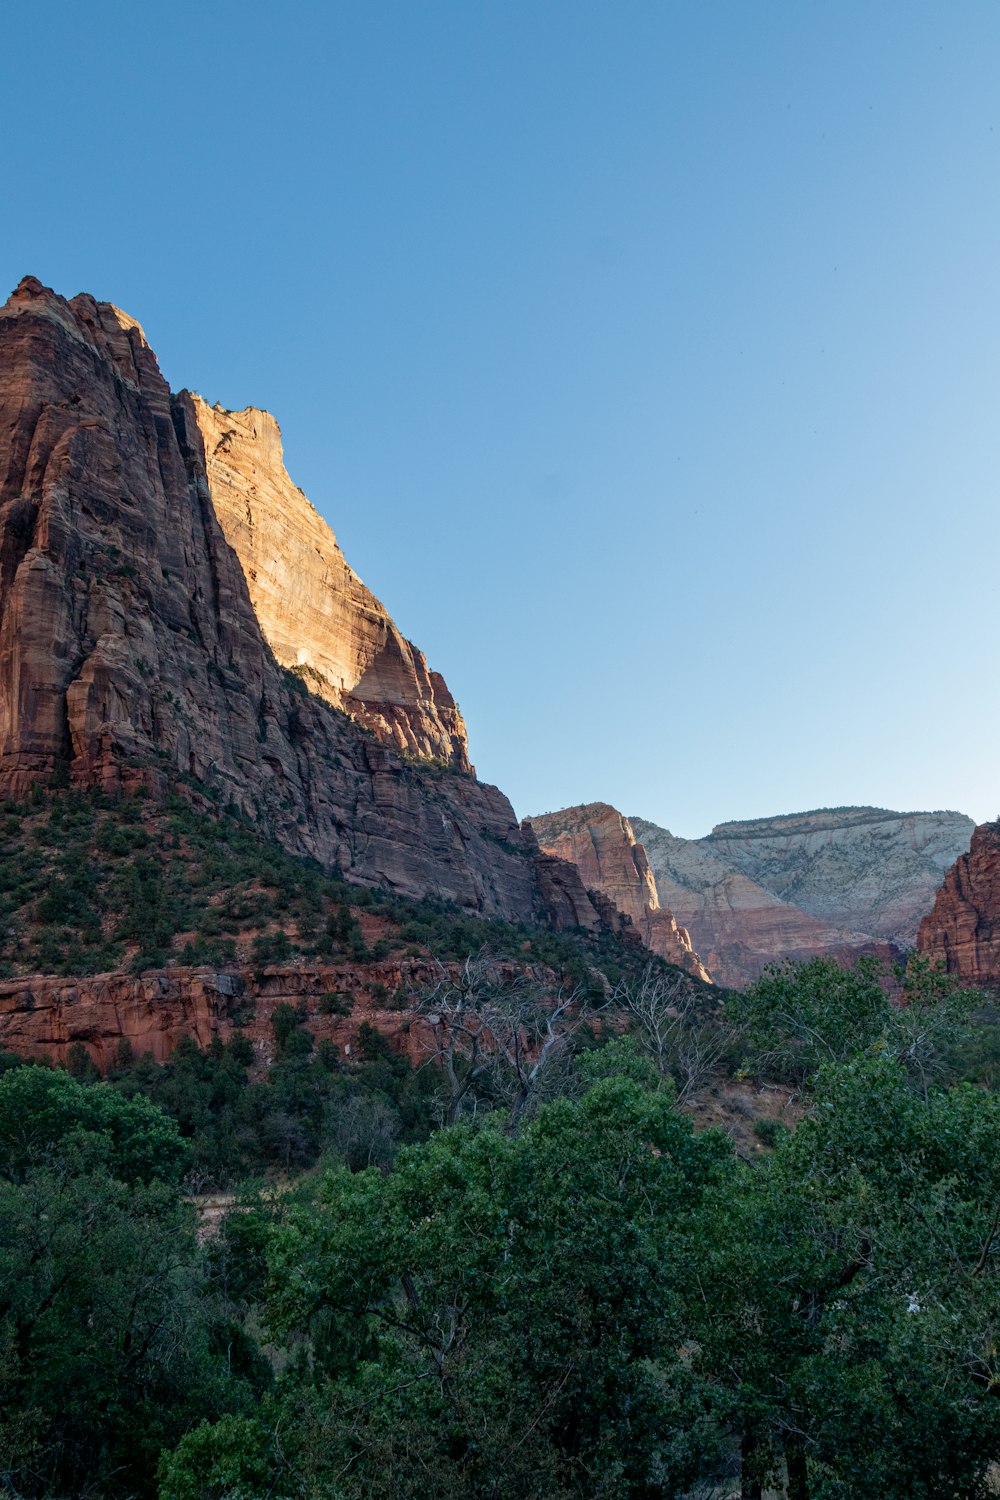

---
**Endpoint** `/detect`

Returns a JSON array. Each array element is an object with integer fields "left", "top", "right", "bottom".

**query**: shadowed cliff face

[
  {"left": 526, "top": 803, "right": 712, "bottom": 982},
  {"left": 918, "top": 823, "right": 1000, "bottom": 985},
  {"left": 0, "top": 275, "right": 588, "bottom": 923}
]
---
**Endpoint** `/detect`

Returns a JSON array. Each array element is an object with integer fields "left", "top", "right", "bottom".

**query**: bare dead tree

[
  {"left": 411, "top": 952, "right": 594, "bottom": 1135},
  {"left": 326, "top": 1091, "right": 400, "bottom": 1172},
  {"left": 613, "top": 965, "right": 730, "bottom": 1105}
]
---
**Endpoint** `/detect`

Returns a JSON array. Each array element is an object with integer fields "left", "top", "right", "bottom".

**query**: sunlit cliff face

[
  {"left": 190, "top": 396, "right": 471, "bottom": 770},
  {"left": 528, "top": 803, "right": 712, "bottom": 981}
]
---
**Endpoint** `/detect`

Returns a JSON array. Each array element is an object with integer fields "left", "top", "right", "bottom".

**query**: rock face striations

[
  {"left": 526, "top": 804, "right": 712, "bottom": 982},
  {"left": 701, "top": 808, "right": 976, "bottom": 945},
  {"left": 918, "top": 823, "right": 1000, "bottom": 985},
  {"left": 632, "top": 808, "right": 975, "bottom": 988},
  {"left": 628, "top": 821, "right": 858, "bottom": 989},
  {"left": 191, "top": 397, "right": 470, "bottom": 769},
  {"left": 0, "top": 957, "right": 510, "bottom": 1073},
  {"left": 0, "top": 275, "right": 589, "bottom": 923}
]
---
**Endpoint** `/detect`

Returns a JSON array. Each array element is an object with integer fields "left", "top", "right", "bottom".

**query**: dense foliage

[
  {"left": 103, "top": 1020, "right": 440, "bottom": 1186},
  {"left": 180, "top": 1078, "right": 733, "bottom": 1500},
  {"left": 0, "top": 1069, "right": 268, "bottom": 1499},
  {"left": 4, "top": 790, "right": 1000, "bottom": 1496},
  {"left": 154, "top": 1013, "right": 1000, "bottom": 1500}
]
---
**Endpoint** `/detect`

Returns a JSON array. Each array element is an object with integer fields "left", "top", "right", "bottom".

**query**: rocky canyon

[
  {"left": 530, "top": 803, "right": 974, "bottom": 989},
  {"left": 0, "top": 271, "right": 982, "bottom": 1050}
]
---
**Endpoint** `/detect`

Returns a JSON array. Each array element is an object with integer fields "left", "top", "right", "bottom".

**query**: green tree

[
  {"left": 727, "top": 956, "right": 891, "bottom": 1084},
  {"left": 161, "top": 1077, "right": 732, "bottom": 1500},
  {"left": 727, "top": 953, "right": 980, "bottom": 1092},
  {"left": 0, "top": 1064, "right": 188, "bottom": 1184},
  {"left": 0, "top": 1071, "right": 265, "bottom": 1498},
  {"left": 693, "top": 1055, "right": 1000, "bottom": 1499}
]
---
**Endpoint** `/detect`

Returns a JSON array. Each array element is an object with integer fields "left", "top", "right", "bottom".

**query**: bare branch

[
  {"left": 614, "top": 964, "right": 729, "bottom": 1103},
  {"left": 407, "top": 951, "right": 596, "bottom": 1133}
]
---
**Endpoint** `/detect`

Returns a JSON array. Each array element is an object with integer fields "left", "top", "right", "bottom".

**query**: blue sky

[{"left": 2, "top": 2, "right": 999, "bottom": 836}]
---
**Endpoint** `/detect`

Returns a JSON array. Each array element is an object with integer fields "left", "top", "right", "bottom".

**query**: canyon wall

[
  {"left": 701, "top": 807, "right": 975, "bottom": 944},
  {"left": 0, "top": 956, "right": 512, "bottom": 1072},
  {"left": 527, "top": 803, "right": 712, "bottom": 981},
  {"left": 917, "top": 822, "right": 1000, "bottom": 985},
  {"left": 633, "top": 808, "right": 974, "bottom": 988},
  {"left": 0, "top": 275, "right": 589, "bottom": 924}
]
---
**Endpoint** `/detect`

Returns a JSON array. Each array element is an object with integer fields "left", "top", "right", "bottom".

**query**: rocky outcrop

[
  {"left": 0, "top": 275, "right": 595, "bottom": 926},
  {"left": 0, "top": 955, "right": 542, "bottom": 1072},
  {"left": 191, "top": 397, "right": 470, "bottom": 769},
  {"left": 527, "top": 804, "right": 711, "bottom": 981},
  {"left": 917, "top": 823, "right": 1000, "bottom": 985},
  {"left": 632, "top": 808, "right": 974, "bottom": 988},
  {"left": 532, "top": 853, "right": 605, "bottom": 935}
]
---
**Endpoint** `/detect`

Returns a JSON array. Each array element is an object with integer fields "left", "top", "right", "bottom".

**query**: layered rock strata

[
  {"left": 527, "top": 803, "right": 712, "bottom": 982},
  {"left": 629, "top": 821, "right": 882, "bottom": 988},
  {"left": 632, "top": 808, "right": 975, "bottom": 989},
  {"left": 191, "top": 397, "right": 470, "bottom": 769},
  {"left": 0, "top": 275, "right": 592, "bottom": 925},
  {"left": 917, "top": 823, "right": 1000, "bottom": 984},
  {"left": 700, "top": 807, "right": 975, "bottom": 945},
  {"left": 0, "top": 956, "right": 531, "bottom": 1071}
]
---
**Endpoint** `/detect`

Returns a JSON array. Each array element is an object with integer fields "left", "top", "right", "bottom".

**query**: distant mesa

[{"left": 632, "top": 806, "right": 975, "bottom": 988}]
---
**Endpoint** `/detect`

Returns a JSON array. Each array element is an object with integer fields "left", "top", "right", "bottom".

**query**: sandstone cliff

[
  {"left": 917, "top": 823, "right": 1000, "bottom": 985},
  {"left": 191, "top": 397, "right": 470, "bottom": 769},
  {"left": 0, "top": 956, "right": 498, "bottom": 1072},
  {"left": 526, "top": 804, "right": 712, "bottom": 982},
  {"left": 632, "top": 807, "right": 974, "bottom": 988},
  {"left": 0, "top": 275, "right": 592, "bottom": 925}
]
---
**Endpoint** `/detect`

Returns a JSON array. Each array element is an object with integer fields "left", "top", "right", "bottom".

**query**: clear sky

[{"left": 2, "top": 2, "right": 998, "bottom": 836}]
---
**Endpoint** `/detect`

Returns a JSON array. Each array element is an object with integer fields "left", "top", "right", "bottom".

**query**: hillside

[{"left": 0, "top": 783, "right": 703, "bottom": 1073}]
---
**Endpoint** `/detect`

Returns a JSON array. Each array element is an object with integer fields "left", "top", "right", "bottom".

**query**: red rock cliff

[
  {"left": 527, "top": 803, "right": 712, "bottom": 982},
  {"left": 917, "top": 822, "right": 1000, "bottom": 985},
  {"left": 0, "top": 957, "right": 526, "bottom": 1073},
  {"left": 0, "top": 275, "right": 594, "bottom": 926}
]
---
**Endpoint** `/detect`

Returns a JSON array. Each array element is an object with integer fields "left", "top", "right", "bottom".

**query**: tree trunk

[
  {"left": 786, "top": 1435, "right": 809, "bottom": 1500},
  {"left": 741, "top": 1430, "right": 763, "bottom": 1500}
]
